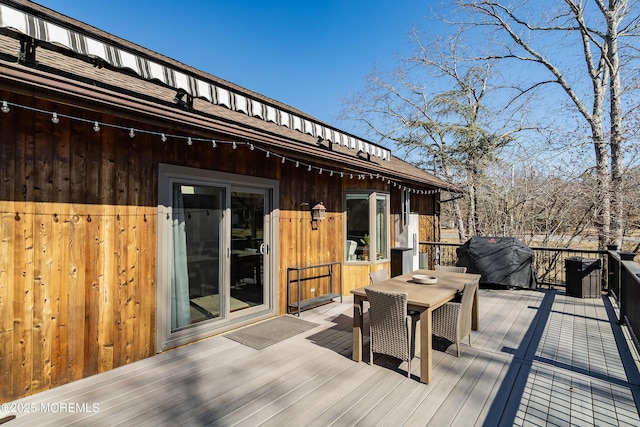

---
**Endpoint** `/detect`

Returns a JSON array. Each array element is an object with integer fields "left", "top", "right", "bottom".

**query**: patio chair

[
  {"left": 369, "top": 269, "right": 389, "bottom": 284},
  {"left": 434, "top": 264, "right": 468, "bottom": 274},
  {"left": 365, "top": 288, "right": 417, "bottom": 377},
  {"left": 432, "top": 281, "right": 477, "bottom": 357}
]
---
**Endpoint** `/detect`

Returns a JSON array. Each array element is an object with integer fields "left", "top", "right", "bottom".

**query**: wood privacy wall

[{"left": 0, "top": 93, "right": 438, "bottom": 402}]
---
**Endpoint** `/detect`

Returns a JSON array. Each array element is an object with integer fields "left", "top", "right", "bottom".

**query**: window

[{"left": 345, "top": 192, "right": 389, "bottom": 262}]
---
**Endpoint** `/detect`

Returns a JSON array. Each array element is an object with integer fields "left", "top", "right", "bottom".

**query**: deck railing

[
  {"left": 608, "top": 250, "right": 640, "bottom": 351},
  {"left": 419, "top": 241, "right": 607, "bottom": 288},
  {"left": 419, "top": 241, "right": 640, "bottom": 353}
]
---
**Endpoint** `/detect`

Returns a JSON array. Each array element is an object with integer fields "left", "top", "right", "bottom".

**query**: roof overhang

[{"left": 0, "top": 0, "right": 460, "bottom": 194}]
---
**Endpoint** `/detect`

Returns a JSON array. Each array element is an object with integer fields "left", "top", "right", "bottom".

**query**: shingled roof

[{"left": 0, "top": 0, "right": 457, "bottom": 192}]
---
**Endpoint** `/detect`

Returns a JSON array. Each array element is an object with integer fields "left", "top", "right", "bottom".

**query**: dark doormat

[{"left": 223, "top": 315, "right": 319, "bottom": 350}]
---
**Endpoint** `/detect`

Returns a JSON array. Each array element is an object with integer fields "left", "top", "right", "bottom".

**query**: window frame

[
  {"left": 344, "top": 190, "right": 390, "bottom": 264},
  {"left": 157, "top": 163, "right": 279, "bottom": 352}
]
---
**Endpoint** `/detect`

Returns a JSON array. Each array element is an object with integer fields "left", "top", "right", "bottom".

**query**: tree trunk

[
  {"left": 453, "top": 198, "right": 468, "bottom": 242},
  {"left": 466, "top": 167, "right": 480, "bottom": 237},
  {"left": 605, "top": 0, "right": 625, "bottom": 247}
]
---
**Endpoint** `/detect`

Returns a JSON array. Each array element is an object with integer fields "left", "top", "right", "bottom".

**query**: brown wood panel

[
  {"left": 0, "top": 93, "right": 16, "bottom": 202},
  {"left": 50, "top": 103, "right": 71, "bottom": 389},
  {"left": 0, "top": 92, "right": 440, "bottom": 403},
  {"left": 32, "top": 107, "right": 53, "bottom": 394},
  {"left": 67, "top": 204, "right": 87, "bottom": 383},
  {"left": 12, "top": 97, "right": 35, "bottom": 398},
  {"left": 0, "top": 201, "right": 15, "bottom": 400}
]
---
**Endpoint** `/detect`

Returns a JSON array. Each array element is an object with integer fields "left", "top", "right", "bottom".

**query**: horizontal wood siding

[{"left": 0, "top": 92, "right": 440, "bottom": 402}]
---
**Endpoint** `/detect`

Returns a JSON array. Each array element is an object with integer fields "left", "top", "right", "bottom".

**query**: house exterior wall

[{"left": 0, "top": 91, "right": 439, "bottom": 402}]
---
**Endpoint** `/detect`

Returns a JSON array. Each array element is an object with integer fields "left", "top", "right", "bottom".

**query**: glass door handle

[{"left": 260, "top": 243, "right": 265, "bottom": 255}]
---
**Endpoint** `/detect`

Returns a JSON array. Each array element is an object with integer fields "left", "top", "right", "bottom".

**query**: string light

[{"left": 1, "top": 100, "right": 441, "bottom": 196}]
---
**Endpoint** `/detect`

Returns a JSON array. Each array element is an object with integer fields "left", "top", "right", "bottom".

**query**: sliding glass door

[
  {"left": 158, "top": 165, "right": 277, "bottom": 351},
  {"left": 171, "top": 182, "right": 225, "bottom": 330},
  {"left": 230, "top": 189, "right": 267, "bottom": 312}
]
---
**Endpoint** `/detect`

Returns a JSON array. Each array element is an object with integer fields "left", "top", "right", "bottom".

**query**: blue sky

[{"left": 34, "top": 0, "right": 445, "bottom": 136}]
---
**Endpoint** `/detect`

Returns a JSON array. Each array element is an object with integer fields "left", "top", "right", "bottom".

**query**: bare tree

[
  {"left": 456, "top": 0, "right": 640, "bottom": 248},
  {"left": 342, "top": 31, "right": 516, "bottom": 241}
]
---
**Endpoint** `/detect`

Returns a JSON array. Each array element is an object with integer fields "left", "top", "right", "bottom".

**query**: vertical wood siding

[
  {"left": 0, "top": 93, "right": 439, "bottom": 402},
  {"left": 0, "top": 97, "right": 158, "bottom": 402}
]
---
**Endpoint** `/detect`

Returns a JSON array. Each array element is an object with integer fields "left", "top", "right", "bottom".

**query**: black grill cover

[{"left": 456, "top": 236, "right": 537, "bottom": 289}]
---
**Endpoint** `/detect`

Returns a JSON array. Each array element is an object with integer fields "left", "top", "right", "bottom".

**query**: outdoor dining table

[{"left": 351, "top": 269, "right": 481, "bottom": 384}]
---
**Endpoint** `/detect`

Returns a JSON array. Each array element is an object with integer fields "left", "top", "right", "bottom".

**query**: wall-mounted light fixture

[
  {"left": 311, "top": 202, "right": 326, "bottom": 221},
  {"left": 311, "top": 202, "right": 326, "bottom": 230}
]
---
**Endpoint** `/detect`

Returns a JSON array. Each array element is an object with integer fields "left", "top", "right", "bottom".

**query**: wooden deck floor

[{"left": 2, "top": 288, "right": 640, "bottom": 426}]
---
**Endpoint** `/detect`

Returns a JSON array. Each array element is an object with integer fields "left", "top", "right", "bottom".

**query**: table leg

[
  {"left": 471, "top": 286, "right": 479, "bottom": 331},
  {"left": 352, "top": 296, "right": 364, "bottom": 362},
  {"left": 419, "top": 307, "right": 433, "bottom": 384}
]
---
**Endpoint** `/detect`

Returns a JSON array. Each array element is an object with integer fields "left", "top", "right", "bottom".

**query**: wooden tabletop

[{"left": 351, "top": 269, "right": 481, "bottom": 308}]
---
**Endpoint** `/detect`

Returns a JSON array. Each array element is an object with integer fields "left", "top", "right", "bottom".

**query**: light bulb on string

[
  {"left": 211, "top": 140, "right": 217, "bottom": 148},
  {"left": 232, "top": 141, "right": 237, "bottom": 149},
  {"left": 129, "top": 128, "right": 135, "bottom": 138},
  {"left": 249, "top": 143, "right": 254, "bottom": 150},
  {"left": 161, "top": 133, "right": 167, "bottom": 142},
  {"left": 319, "top": 168, "right": 323, "bottom": 175},
  {"left": 93, "top": 121, "right": 101, "bottom": 132},
  {"left": 281, "top": 156, "right": 285, "bottom": 164},
  {"left": 1, "top": 101, "right": 9, "bottom": 113},
  {"left": 187, "top": 137, "right": 193, "bottom": 146},
  {"left": 308, "top": 165, "right": 312, "bottom": 172},
  {"left": 51, "top": 113, "right": 59, "bottom": 124},
  {"left": 266, "top": 151, "right": 270, "bottom": 157},
  {"left": 295, "top": 161, "right": 299, "bottom": 168}
]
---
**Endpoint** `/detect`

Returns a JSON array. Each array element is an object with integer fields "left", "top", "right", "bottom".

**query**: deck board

[{"left": 2, "top": 288, "right": 639, "bottom": 426}]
